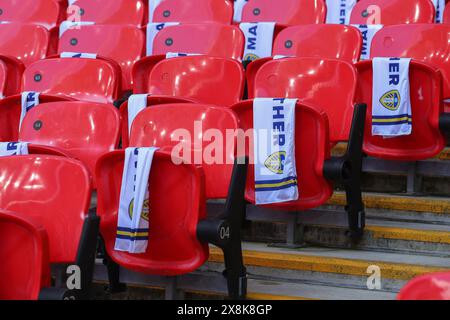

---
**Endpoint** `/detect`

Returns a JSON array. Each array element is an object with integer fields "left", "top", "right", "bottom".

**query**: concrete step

[
  {"left": 92, "top": 242, "right": 448, "bottom": 300},
  {"left": 328, "top": 192, "right": 450, "bottom": 217},
  {"left": 93, "top": 274, "right": 397, "bottom": 300},
  {"left": 243, "top": 214, "right": 450, "bottom": 255},
  {"left": 207, "top": 242, "right": 450, "bottom": 293},
  {"left": 333, "top": 144, "right": 450, "bottom": 161}
]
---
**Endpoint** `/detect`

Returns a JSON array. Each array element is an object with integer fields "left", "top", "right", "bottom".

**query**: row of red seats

[
  {"left": 1, "top": 0, "right": 450, "bottom": 301},
  {"left": 2, "top": 53, "right": 449, "bottom": 299},
  {"left": 2, "top": 22, "right": 450, "bottom": 104},
  {"left": 3, "top": 0, "right": 450, "bottom": 28}
]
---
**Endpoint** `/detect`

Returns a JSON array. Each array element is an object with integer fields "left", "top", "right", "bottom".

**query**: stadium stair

[{"left": 92, "top": 169, "right": 450, "bottom": 299}]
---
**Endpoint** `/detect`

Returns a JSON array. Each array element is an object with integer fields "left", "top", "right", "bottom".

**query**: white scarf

[
  {"left": 372, "top": 58, "right": 412, "bottom": 137},
  {"left": 253, "top": 98, "right": 299, "bottom": 205},
  {"left": 353, "top": 24, "right": 383, "bottom": 60},
  {"left": 20, "top": 91, "right": 40, "bottom": 130},
  {"left": 326, "top": 0, "right": 357, "bottom": 24},
  {"left": 240, "top": 22, "right": 275, "bottom": 62},
  {"left": 127, "top": 94, "right": 149, "bottom": 135},
  {"left": 0, "top": 142, "right": 29, "bottom": 156},
  {"left": 115, "top": 147, "right": 159, "bottom": 254}
]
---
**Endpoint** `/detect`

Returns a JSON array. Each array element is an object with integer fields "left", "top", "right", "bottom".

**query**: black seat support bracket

[
  {"left": 197, "top": 156, "right": 249, "bottom": 300},
  {"left": 323, "top": 103, "right": 367, "bottom": 242},
  {"left": 439, "top": 112, "right": 450, "bottom": 135}
]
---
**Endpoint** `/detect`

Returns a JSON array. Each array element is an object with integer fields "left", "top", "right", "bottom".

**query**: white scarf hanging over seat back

[
  {"left": 240, "top": 22, "right": 275, "bottom": 62},
  {"left": 20, "top": 91, "right": 40, "bottom": 129},
  {"left": 326, "top": 0, "right": 357, "bottom": 24},
  {"left": 115, "top": 147, "right": 159, "bottom": 254},
  {"left": 352, "top": 24, "right": 383, "bottom": 60},
  {"left": 432, "top": 0, "right": 445, "bottom": 23},
  {"left": 372, "top": 57, "right": 412, "bottom": 138},
  {"left": 0, "top": 142, "right": 29, "bottom": 157},
  {"left": 127, "top": 94, "right": 149, "bottom": 136},
  {"left": 253, "top": 98, "right": 299, "bottom": 205}
]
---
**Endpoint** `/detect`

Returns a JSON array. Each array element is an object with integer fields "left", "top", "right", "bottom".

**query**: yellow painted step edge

[
  {"left": 209, "top": 248, "right": 449, "bottom": 281},
  {"left": 332, "top": 145, "right": 450, "bottom": 161},
  {"left": 367, "top": 225, "right": 450, "bottom": 244},
  {"left": 328, "top": 192, "right": 450, "bottom": 214},
  {"left": 96, "top": 281, "right": 311, "bottom": 300}
]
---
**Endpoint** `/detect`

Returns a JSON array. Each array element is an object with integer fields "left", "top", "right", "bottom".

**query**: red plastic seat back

[
  {"left": 445, "top": 2, "right": 450, "bottom": 24},
  {"left": 350, "top": 0, "right": 435, "bottom": 25},
  {"left": 0, "top": 155, "right": 92, "bottom": 263},
  {"left": 130, "top": 104, "right": 238, "bottom": 199},
  {"left": 0, "top": 55, "right": 23, "bottom": 97},
  {"left": 19, "top": 101, "right": 120, "bottom": 176},
  {"left": 0, "top": 0, "right": 62, "bottom": 29},
  {"left": 398, "top": 272, "right": 450, "bottom": 300},
  {"left": 231, "top": 100, "right": 333, "bottom": 211},
  {"left": 153, "top": 0, "right": 233, "bottom": 24},
  {"left": 356, "top": 60, "right": 445, "bottom": 161},
  {"left": 69, "top": 0, "right": 145, "bottom": 26},
  {"left": 96, "top": 151, "right": 208, "bottom": 276},
  {"left": 0, "top": 23, "right": 52, "bottom": 66},
  {"left": 371, "top": 24, "right": 450, "bottom": 101},
  {"left": 144, "top": 56, "right": 244, "bottom": 106},
  {"left": 0, "top": 94, "right": 70, "bottom": 142},
  {"left": 153, "top": 24, "right": 244, "bottom": 60},
  {"left": 273, "top": 25, "right": 362, "bottom": 64},
  {"left": 58, "top": 25, "right": 145, "bottom": 91},
  {"left": 22, "top": 57, "right": 121, "bottom": 103},
  {"left": 241, "top": 0, "right": 326, "bottom": 25},
  {"left": 0, "top": 210, "right": 50, "bottom": 300},
  {"left": 254, "top": 58, "right": 358, "bottom": 143}
]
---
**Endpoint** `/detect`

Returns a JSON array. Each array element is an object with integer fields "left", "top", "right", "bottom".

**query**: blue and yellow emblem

[
  {"left": 380, "top": 90, "right": 401, "bottom": 111},
  {"left": 243, "top": 53, "right": 259, "bottom": 61},
  {"left": 264, "top": 151, "right": 286, "bottom": 174},
  {"left": 128, "top": 198, "right": 150, "bottom": 221}
]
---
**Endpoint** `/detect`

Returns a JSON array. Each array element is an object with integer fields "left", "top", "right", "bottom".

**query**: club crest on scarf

[
  {"left": 128, "top": 198, "right": 150, "bottom": 222},
  {"left": 380, "top": 90, "right": 401, "bottom": 111},
  {"left": 264, "top": 151, "right": 286, "bottom": 174}
]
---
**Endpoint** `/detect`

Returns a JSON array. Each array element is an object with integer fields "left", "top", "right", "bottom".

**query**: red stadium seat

[
  {"left": 0, "top": 155, "right": 99, "bottom": 299},
  {"left": 96, "top": 150, "right": 248, "bottom": 299},
  {"left": 241, "top": 0, "right": 326, "bottom": 26},
  {"left": 0, "top": 210, "right": 50, "bottom": 300},
  {"left": 0, "top": 55, "right": 24, "bottom": 97},
  {"left": 120, "top": 96, "right": 195, "bottom": 148},
  {"left": 128, "top": 55, "right": 244, "bottom": 146},
  {"left": 145, "top": 23, "right": 244, "bottom": 59},
  {"left": 0, "top": 94, "right": 70, "bottom": 142},
  {"left": 445, "top": 2, "right": 450, "bottom": 23},
  {"left": 398, "top": 272, "right": 450, "bottom": 300},
  {"left": 231, "top": 101, "right": 333, "bottom": 211},
  {"left": 350, "top": 0, "right": 435, "bottom": 25},
  {"left": 370, "top": 24, "right": 450, "bottom": 113},
  {"left": 58, "top": 24, "right": 145, "bottom": 92},
  {"left": 152, "top": 0, "right": 233, "bottom": 24},
  {"left": 0, "top": 0, "right": 63, "bottom": 29},
  {"left": 19, "top": 101, "right": 120, "bottom": 183},
  {"left": 251, "top": 57, "right": 358, "bottom": 144},
  {"left": 134, "top": 23, "right": 245, "bottom": 96},
  {"left": 0, "top": 23, "right": 55, "bottom": 67},
  {"left": 273, "top": 25, "right": 362, "bottom": 64},
  {"left": 356, "top": 60, "right": 447, "bottom": 161},
  {"left": 22, "top": 56, "right": 122, "bottom": 103},
  {"left": 129, "top": 104, "right": 239, "bottom": 199},
  {"left": 231, "top": 99, "right": 367, "bottom": 238},
  {"left": 132, "top": 55, "right": 244, "bottom": 104},
  {"left": 246, "top": 25, "right": 362, "bottom": 96},
  {"left": 68, "top": 0, "right": 145, "bottom": 27}
]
